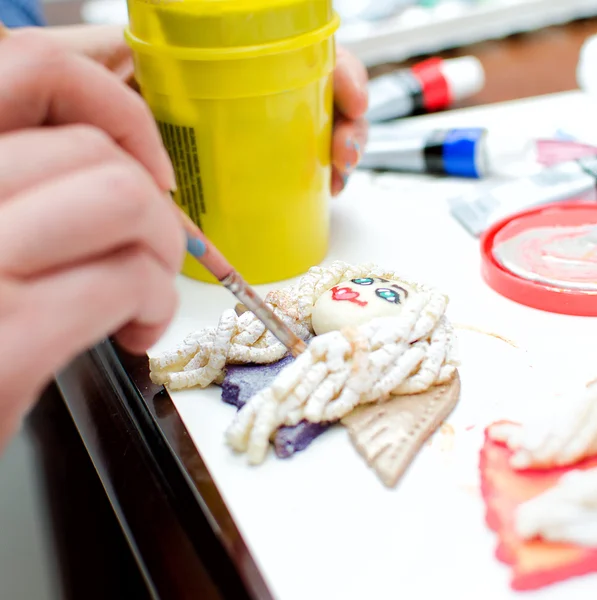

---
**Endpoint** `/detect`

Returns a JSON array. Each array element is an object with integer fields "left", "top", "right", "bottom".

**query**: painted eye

[
  {"left": 375, "top": 288, "right": 401, "bottom": 304},
  {"left": 351, "top": 278, "right": 374, "bottom": 286}
]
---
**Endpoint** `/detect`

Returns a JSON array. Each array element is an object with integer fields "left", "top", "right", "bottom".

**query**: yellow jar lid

[{"left": 127, "top": 0, "right": 336, "bottom": 52}]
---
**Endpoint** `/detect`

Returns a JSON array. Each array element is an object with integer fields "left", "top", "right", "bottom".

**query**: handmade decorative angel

[{"left": 150, "top": 261, "right": 461, "bottom": 486}]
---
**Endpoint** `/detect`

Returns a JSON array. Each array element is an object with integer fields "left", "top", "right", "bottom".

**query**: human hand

[
  {"left": 18, "top": 24, "right": 135, "bottom": 83},
  {"left": 0, "top": 31, "right": 185, "bottom": 444},
  {"left": 331, "top": 46, "right": 369, "bottom": 196}
]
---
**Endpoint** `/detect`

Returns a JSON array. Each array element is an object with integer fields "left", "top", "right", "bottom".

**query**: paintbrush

[
  {"left": 178, "top": 210, "right": 307, "bottom": 357},
  {"left": 0, "top": 23, "right": 306, "bottom": 357}
]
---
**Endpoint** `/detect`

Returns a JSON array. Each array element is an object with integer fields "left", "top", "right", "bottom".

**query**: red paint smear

[
  {"left": 536, "top": 139, "right": 597, "bottom": 167},
  {"left": 465, "top": 425, "right": 476, "bottom": 431},
  {"left": 330, "top": 286, "right": 368, "bottom": 307},
  {"left": 480, "top": 422, "right": 597, "bottom": 591}
]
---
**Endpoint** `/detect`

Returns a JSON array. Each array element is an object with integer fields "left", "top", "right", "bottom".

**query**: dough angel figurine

[
  {"left": 150, "top": 261, "right": 461, "bottom": 487},
  {"left": 480, "top": 376, "right": 597, "bottom": 591}
]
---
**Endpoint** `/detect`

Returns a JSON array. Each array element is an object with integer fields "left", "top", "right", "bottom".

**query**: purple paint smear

[{"left": 220, "top": 356, "right": 332, "bottom": 458}]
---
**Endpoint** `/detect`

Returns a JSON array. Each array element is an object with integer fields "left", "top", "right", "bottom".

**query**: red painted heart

[
  {"left": 330, "top": 286, "right": 368, "bottom": 307},
  {"left": 331, "top": 286, "right": 360, "bottom": 301}
]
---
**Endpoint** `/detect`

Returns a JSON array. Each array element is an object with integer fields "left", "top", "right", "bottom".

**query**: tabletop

[
  {"left": 150, "top": 90, "right": 597, "bottom": 600},
  {"left": 22, "top": 14, "right": 597, "bottom": 600}
]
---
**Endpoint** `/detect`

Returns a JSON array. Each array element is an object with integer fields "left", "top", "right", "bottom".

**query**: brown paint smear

[{"left": 454, "top": 323, "right": 519, "bottom": 348}]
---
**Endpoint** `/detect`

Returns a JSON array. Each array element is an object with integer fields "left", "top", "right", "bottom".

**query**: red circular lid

[{"left": 481, "top": 201, "right": 597, "bottom": 316}]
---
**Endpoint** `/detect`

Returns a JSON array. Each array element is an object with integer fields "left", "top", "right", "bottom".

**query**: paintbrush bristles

[{"left": 290, "top": 338, "right": 308, "bottom": 357}]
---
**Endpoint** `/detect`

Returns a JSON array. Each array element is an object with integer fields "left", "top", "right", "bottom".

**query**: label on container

[{"left": 157, "top": 121, "right": 206, "bottom": 228}]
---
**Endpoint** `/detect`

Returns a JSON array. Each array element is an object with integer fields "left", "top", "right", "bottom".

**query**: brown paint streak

[{"left": 455, "top": 323, "right": 519, "bottom": 348}]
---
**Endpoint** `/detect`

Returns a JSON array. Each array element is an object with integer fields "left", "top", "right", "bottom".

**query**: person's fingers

[
  {"left": 331, "top": 166, "right": 344, "bottom": 196},
  {"left": 331, "top": 116, "right": 368, "bottom": 183},
  {"left": 0, "top": 278, "right": 37, "bottom": 421},
  {"left": 31, "top": 25, "right": 134, "bottom": 82},
  {"left": 334, "top": 46, "right": 368, "bottom": 120},
  {"left": 331, "top": 47, "right": 369, "bottom": 195},
  {"left": 0, "top": 31, "right": 175, "bottom": 191},
  {"left": 0, "top": 160, "right": 185, "bottom": 278},
  {"left": 21, "top": 246, "right": 179, "bottom": 377},
  {"left": 0, "top": 126, "right": 129, "bottom": 199},
  {"left": 114, "top": 322, "right": 172, "bottom": 356}
]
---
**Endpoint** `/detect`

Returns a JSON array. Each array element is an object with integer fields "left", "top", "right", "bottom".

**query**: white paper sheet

[{"left": 151, "top": 91, "right": 597, "bottom": 599}]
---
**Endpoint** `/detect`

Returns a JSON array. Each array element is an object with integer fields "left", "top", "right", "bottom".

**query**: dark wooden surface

[
  {"left": 53, "top": 343, "right": 240, "bottom": 600},
  {"left": 115, "top": 345, "right": 274, "bottom": 600},
  {"left": 16, "top": 12, "right": 597, "bottom": 600},
  {"left": 21, "top": 383, "right": 152, "bottom": 600}
]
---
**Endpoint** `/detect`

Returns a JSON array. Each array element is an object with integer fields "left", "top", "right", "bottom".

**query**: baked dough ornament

[
  {"left": 480, "top": 377, "right": 597, "bottom": 590},
  {"left": 150, "top": 261, "right": 460, "bottom": 487}
]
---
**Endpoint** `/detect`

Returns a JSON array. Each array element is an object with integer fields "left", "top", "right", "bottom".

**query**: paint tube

[
  {"left": 577, "top": 33, "right": 597, "bottom": 96},
  {"left": 359, "top": 126, "right": 540, "bottom": 178},
  {"left": 449, "top": 157, "right": 597, "bottom": 238},
  {"left": 366, "top": 56, "right": 485, "bottom": 123}
]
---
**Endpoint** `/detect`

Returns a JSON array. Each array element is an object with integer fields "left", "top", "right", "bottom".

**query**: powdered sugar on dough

[{"left": 149, "top": 291, "right": 311, "bottom": 391}]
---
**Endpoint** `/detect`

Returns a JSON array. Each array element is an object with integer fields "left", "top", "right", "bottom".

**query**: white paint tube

[{"left": 449, "top": 157, "right": 597, "bottom": 237}]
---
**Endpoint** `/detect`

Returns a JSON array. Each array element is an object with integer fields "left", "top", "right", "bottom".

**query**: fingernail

[
  {"left": 345, "top": 137, "right": 361, "bottom": 153},
  {"left": 345, "top": 138, "right": 362, "bottom": 168},
  {"left": 186, "top": 234, "right": 206, "bottom": 259}
]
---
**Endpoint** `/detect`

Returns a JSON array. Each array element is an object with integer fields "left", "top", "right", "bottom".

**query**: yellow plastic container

[{"left": 125, "top": 0, "right": 339, "bottom": 284}]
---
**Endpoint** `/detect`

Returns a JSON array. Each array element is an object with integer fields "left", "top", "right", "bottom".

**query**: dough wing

[{"left": 342, "top": 372, "right": 461, "bottom": 487}]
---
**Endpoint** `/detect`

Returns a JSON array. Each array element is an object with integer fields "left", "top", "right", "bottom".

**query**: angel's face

[{"left": 311, "top": 277, "right": 413, "bottom": 335}]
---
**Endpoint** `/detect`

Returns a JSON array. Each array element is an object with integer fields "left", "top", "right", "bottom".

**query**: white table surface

[{"left": 150, "top": 90, "right": 597, "bottom": 600}]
